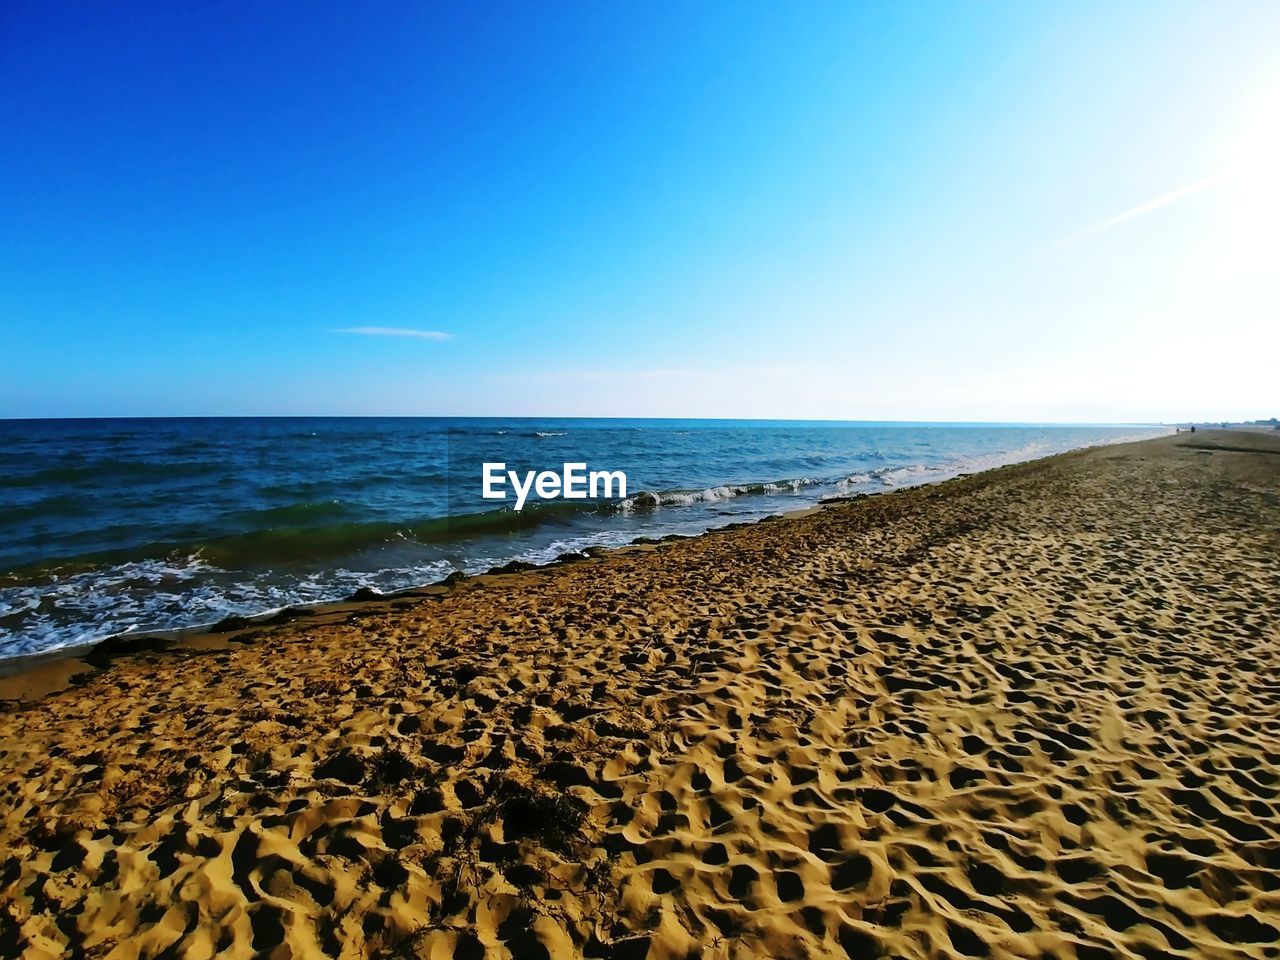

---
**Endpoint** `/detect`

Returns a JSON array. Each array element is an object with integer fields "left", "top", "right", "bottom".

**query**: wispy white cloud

[
  {"left": 486, "top": 364, "right": 800, "bottom": 385},
  {"left": 1057, "top": 171, "right": 1229, "bottom": 248},
  {"left": 487, "top": 368, "right": 697, "bottom": 385},
  {"left": 336, "top": 326, "right": 454, "bottom": 341}
]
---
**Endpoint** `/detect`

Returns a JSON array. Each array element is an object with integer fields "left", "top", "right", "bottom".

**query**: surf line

[{"left": 482, "top": 462, "right": 628, "bottom": 512}]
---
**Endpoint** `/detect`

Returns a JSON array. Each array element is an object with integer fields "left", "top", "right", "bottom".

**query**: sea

[{"left": 0, "top": 418, "right": 1170, "bottom": 660}]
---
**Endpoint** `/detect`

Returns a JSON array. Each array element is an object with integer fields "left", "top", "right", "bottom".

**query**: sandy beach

[{"left": 2, "top": 430, "right": 1278, "bottom": 959}]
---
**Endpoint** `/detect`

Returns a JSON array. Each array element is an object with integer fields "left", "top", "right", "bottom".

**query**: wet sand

[{"left": 2, "top": 430, "right": 1279, "bottom": 959}]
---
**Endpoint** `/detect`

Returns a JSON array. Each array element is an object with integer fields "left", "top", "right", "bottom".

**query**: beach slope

[{"left": 2, "top": 431, "right": 1278, "bottom": 959}]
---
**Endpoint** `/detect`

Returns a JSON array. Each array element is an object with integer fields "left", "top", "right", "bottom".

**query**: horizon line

[{"left": 0, "top": 414, "right": 1197, "bottom": 426}]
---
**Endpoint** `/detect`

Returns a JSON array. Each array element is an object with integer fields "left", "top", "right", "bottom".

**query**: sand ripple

[{"left": 2, "top": 432, "right": 1279, "bottom": 958}]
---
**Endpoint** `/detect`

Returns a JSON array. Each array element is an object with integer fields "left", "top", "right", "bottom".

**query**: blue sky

[{"left": 2, "top": 2, "right": 1277, "bottom": 421}]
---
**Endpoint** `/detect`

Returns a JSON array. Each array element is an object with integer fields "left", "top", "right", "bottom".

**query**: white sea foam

[{"left": 0, "top": 554, "right": 456, "bottom": 660}]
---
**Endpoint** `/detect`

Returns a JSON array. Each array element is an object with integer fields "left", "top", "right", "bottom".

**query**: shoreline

[
  {"left": 0, "top": 426, "right": 1171, "bottom": 673},
  {"left": 0, "top": 505, "right": 824, "bottom": 700},
  {"left": 0, "top": 431, "right": 1166, "bottom": 696},
  {"left": 2, "top": 429, "right": 1278, "bottom": 958}
]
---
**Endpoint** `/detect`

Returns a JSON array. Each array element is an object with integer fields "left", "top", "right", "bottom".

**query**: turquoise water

[{"left": 0, "top": 418, "right": 1168, "bottom": 658}]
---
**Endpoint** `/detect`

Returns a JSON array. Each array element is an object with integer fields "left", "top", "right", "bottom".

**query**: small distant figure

[{"left": 1189, "top": 425, "right": 1196, "bottom": 433}]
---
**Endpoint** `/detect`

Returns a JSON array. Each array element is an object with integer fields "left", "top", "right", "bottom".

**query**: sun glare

[{"left": 1220, "top": 86, "right": 1280, "bottom": 281}]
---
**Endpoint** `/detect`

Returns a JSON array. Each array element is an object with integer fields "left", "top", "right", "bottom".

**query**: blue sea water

[{"left": 0, "top": 418, "right": 1169, "bottom": 659}]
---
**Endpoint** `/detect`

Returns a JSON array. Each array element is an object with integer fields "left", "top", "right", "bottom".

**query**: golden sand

[{"left": 2, "top": 431, "right": 1278, "bottom": 959}]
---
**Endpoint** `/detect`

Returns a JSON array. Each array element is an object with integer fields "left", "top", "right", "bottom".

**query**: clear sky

[{"left": 2, "top": 2, "right": 1277, "bottom": 422}]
